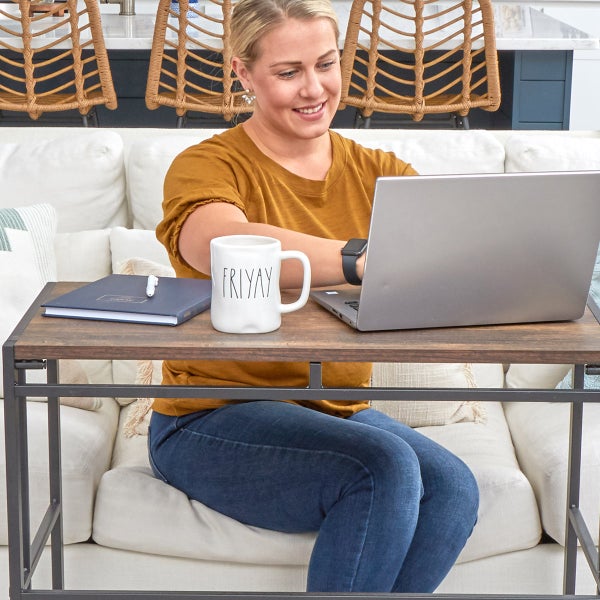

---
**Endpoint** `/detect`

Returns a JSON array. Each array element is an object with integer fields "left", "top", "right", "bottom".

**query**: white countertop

[{"left": 1, "top": 1, "right": 598, "bottom": 51}]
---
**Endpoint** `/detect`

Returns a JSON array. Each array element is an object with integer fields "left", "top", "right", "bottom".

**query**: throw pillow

[
  {"left": 505, "top": 363, "right": 572, "bottom": 390},
  {"left": 122, "top": 359, "right": 162, "bottom": 437},
  {"left": 117, "top": 256, "right": 175, "bottom": 279},
  {"left": 124, "top": 361, "right": 489, "bottom": 436},
  {"left": 27, "top": 360, "right": 103, "bottom": 411},
  {"left": 112, "top": 257, "right": 175, "bottom": 406},
  {"left": 113, "top": 257, "right": 176, "bottom": 435},
  {"left": 123, "top": 359, "right": 489, "bottom": 435},
  {"left": 370, "top": 363, "right": 486, "bottom": 427},
  {"left": 109, "top": 227, "right": 171, "bottom": 274},
  {"left": 591, "top": 243, "right": 600, "bottom": 308},
  {"left": 1, "top": 204, "right": 57, "bottom": 398},
  {"left": 0, "top": 204, "right": 101, "bottom": 410}
]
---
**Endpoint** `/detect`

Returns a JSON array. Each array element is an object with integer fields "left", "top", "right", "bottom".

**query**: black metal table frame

[{"left": 4, "top": 327, "right": 600, "bottom": 600}]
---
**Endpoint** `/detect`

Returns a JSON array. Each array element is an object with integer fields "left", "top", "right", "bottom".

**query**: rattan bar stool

[
  {"left": 339, "top": 0, "right": 501, "bottom": 128},
  {"left": 0, "top": 0, "right": 117, "bottom": 126},
  {"left": 145, "top": 0, "right": 253, "bottom": 128}
]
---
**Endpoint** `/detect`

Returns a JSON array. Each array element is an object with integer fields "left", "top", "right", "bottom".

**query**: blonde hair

[{"left": 231, "top": 0, "right": 339, "bottom": 68}]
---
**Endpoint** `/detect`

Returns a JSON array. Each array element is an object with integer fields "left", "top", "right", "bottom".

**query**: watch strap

[
  {"left": 342, "top": 253, "right": 362, "bottom": 285},
  {"left": 341, "top": 238, "right": 367, "bottom": 285}
]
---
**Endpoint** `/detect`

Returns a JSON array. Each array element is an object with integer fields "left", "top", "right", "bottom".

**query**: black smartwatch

[{"left": 341, "top": 238, "right": 368, "bottom": 285}]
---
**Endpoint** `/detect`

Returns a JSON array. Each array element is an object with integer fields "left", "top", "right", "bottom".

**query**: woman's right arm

[{"left": 179, "top": 201, "right": 360, "bottom": 289}]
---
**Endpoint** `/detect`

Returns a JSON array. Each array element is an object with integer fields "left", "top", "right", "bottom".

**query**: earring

[{"left": 242, "top": 89, "right": 256, "bottom": 105}]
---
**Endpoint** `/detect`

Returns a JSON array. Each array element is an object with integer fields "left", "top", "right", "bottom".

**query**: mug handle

[{"left": 278, "top": 250, "right": 311, "bottom": 314}]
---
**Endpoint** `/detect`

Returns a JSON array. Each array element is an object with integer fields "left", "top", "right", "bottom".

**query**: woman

[{"left": 150, "top": 0, "right": 479, "bottom": 592}]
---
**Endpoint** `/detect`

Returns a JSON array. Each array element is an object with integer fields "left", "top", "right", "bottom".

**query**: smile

[{"left": 295, "top": 103, "right": 324, "bottom": 114}]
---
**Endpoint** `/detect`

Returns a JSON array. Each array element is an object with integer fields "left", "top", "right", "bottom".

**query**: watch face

[{"left": 343, "top": 238, "right": 368, "bottom": 256}]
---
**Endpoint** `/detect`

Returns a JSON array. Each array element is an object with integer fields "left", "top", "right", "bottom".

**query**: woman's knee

[
  {"left": 450, "top": 458, "right": 479, "bottom": 530},
  {"left": 349, "top": 432, "right": 424, "bottom": 501},
  {"left": 424, "top": 449, "right": 479, "bottom": 525}
]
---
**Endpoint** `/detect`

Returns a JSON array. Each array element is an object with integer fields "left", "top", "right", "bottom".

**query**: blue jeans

[{"left": 148, "top": 402, "right": 478, "bottom": 593}]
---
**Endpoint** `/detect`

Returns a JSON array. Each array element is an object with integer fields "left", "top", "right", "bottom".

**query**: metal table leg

[
  {"left": 3, "top": 352, "right": 64, "bottom": 599},
  {"left": 564, "top": 364, "right": 600, "bottom": 595},
  {"left": 3, "top": 344, "right": 29, "bottom": 600}
]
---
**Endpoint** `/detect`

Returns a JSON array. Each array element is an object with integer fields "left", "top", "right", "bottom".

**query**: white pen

[{"left": 146, "top": 275, "right": 159, "bottom": 298}]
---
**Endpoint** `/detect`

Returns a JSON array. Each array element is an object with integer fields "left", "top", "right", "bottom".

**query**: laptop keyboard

[{"left": 345, "top": 300, "right": 360, "bottom": 312}]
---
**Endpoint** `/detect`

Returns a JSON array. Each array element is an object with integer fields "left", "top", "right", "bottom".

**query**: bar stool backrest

[
  {"left": 339, "top": 0, "right": 501, "bottom": 127},
  {"left": 145, "top": 0, "right": 253, "bottom": 126},
  {"left": 0, "top": 0, "right": 117, "bottom": 124}
]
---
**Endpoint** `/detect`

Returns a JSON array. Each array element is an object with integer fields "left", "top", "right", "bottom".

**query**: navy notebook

[{"left": 43, "top": 274, "right": 211, "bottom": 326}]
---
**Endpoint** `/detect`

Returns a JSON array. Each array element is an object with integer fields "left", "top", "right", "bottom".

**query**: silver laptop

[{"left": 311, "top": 171, "right": 600, "bottom": 331}]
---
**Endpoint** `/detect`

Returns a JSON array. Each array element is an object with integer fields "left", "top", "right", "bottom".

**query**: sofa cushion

[
  {"left": 505, "top": 133, "right": 600, "bottom": 172},
  {"left": 505, "top": 364, "right": 573, "bottom": 390},
  {"left": 371, "top": 362, "right": 492, "bottom": 427},
  {"left": 53, "top": 228, "right": 114, "bottom": 390},
  {"left": 0, "top": 204, "right": 57, "bottom": 398},
  {"left": 0, "top": 206, "right": 110, "bottom": 407},
  {"left": 109, "top": 230, "right": 173, "bottom": 399},
  {"left": 338, "top": 129, "right": 506, "bottom": 175},
  {"left": 109, "top": 227, "right": 171, "bottom": 274},
  {"left": 591, "top": 239, "right": 600, "bottom": 308},
  {"left": 26, "top": 360, "right": 103, "bottom": 412},
  {"left": 54, "top": 229, "right": 112, "bottom": 282},
  {"left": 94, "top": 408, "right": 316, "bottom": 564},
  {"left": 93, "top": 402, "right": 539, "bottom": 566},
  {"left": 116, "top": 361, "right": 505, "bottom": 438},
  {"left": 420, "top": 402, "right": 542, "bottom": 563},
  {"left": 0, "top": 131, "right": 127, "bottom": 232},
  {"left": 126, "top": 135, "right": 217, "bottom": 230},
  {"left": 503, "top": 400, "right": 600, "bottom": 546},
  {"left": 112, "top": 257, "right": 174, "bottom": 419},
  {"left": 0, "top": 397, "right": 120, "bottom": 545}
]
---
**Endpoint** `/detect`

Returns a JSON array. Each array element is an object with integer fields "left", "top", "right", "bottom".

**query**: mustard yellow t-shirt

[{"left": 154, "top": 125, "right": 417, "bottom": 418}]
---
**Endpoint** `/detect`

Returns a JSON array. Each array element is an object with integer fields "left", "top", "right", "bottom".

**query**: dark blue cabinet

[{"left": 508, "top": 50, "right": 573, "bottom": 130}]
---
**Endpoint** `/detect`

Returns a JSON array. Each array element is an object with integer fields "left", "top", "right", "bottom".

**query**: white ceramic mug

[{"left": 210, "top": 235, "right": 311, "bottom": 333}]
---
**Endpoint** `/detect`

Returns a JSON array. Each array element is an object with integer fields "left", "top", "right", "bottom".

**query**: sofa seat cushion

[
  {"left": 93, "top": 402, "right": 539, "bottom": 565},
  {"left": 503, "top": 400, "right": 600, "bottom": 546},
  {"left": 0, "top": 397, "right": 120, "bottom": 544},
  {"left": 93, "top": 404, "right": 316, "bottom": 564},
  {"left": 419, "top": 402, "right": 542, "bottom": 563}
]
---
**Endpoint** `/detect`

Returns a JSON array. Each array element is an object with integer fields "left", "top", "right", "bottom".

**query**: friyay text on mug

[{"left": 219, "top": 266, "right": 273, "bottom": 299}]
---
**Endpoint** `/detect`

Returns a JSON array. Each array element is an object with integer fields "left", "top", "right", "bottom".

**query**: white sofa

[{"left": 1, "top": 127, "right": 600, "bottom": 598}]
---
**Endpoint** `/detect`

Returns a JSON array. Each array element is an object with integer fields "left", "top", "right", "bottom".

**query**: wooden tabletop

[{"left": 7, "top": 282, "right": 600, "bottom": 364}]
